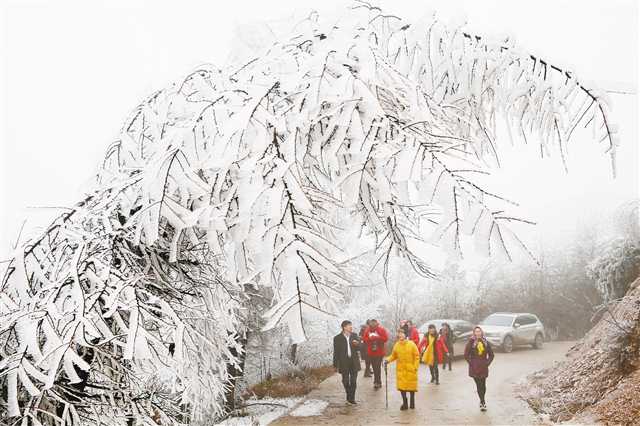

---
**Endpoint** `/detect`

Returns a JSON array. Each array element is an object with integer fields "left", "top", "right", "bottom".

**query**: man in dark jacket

[{"left": 333, "top": 320, "right": 361, "bottom": 404}]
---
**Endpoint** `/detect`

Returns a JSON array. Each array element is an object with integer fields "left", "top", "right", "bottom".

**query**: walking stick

[{"left": 384, "top": 361, "right": 388, "bottom": 410}]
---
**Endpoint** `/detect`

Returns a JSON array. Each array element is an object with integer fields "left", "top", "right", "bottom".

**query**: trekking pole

[{"left": 384, "top": 361, "right": 388, "bottom": 410}]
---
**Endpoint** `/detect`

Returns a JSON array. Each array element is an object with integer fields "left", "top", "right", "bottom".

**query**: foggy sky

[{"left": 0, "top": 0, "right": 637, "bottom": 262}]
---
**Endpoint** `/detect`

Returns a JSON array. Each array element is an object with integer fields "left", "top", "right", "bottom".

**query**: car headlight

[{"left": 485, "top": 332, "right": 501, "bottom": 337}]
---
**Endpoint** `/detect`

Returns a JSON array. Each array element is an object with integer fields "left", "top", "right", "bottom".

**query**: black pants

[
  {"left": 473, "top": 377, "right": 487, "bottom": 403},
  {"left": 442, "top": 350, "right": 452, "bottom": 370},
  {"left": 341, "top": 367, "right": 358, "bottom": 402},
  {"left": 429, "top": 363, "right": 439, "bottom": 383},
  {"left": 369, "top": 355, "right": 383, "bottom": 385},
  {"left": 400, "top": 391, "right": 415, "bottom": 408},
  {"left": 364, "top": 356, "right": 372, "bottom": 374}
]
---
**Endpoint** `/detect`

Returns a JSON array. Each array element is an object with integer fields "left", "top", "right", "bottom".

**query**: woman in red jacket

[
  {"left": 400, "top": 320, "right": 420, "bottom": 347},
  {"left": 363, "top": 319, "right": 389, "bottom": 389},
  {"left": 418, "top": 324, "right": 449, "bottom": 385},
  {"left": 409, "top": 320, "right": 420, "bottom": 346}
]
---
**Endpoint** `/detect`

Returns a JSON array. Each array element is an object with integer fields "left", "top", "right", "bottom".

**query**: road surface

[{"left": 273, "top": 341, "right": 573, "bottom": 425}]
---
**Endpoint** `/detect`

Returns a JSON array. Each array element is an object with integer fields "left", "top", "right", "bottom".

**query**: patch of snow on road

[
  {"left": 216, "top": 397, "right": 302, "bottom": 426},
  {"left": 290, "top": 399, "right": 329, "bottom": 417}
]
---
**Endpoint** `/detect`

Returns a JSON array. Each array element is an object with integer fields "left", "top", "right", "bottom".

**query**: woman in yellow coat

[{"left": 384, "top": 328, "right": 420, "bottom": 410}]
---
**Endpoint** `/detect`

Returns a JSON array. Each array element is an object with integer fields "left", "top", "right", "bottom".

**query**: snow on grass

[
  {"left": 289, "top": 399, "right": 329, "bottom": 417},
  {"left": 215, "top": 396, "right": 328, "bottom": 425},
  {"left": 216, "top": 397, "right": 302, "bottom": 426}
]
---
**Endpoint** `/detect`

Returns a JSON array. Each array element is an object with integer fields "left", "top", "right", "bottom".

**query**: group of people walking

[{"left": 333, "top": 318, "right": 495, "bottom": 412}]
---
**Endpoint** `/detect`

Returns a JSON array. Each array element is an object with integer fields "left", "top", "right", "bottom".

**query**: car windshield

[{"left": 481, "top": 315, "right": 514, "bottom": 327}]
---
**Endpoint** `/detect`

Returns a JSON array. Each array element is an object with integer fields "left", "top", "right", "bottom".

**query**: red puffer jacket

[
  {"left": 418, "top": 334, "right": 449, "bottom": 364},
  {"left": 409, "top": 326, "right": 420, "bottom": 347},
  {"left": 363, "top": 325, "right": 389, "bottom": 357}
]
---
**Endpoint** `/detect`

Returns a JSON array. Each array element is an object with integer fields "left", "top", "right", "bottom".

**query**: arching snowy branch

[{"left": 0, "top": 2, "right": 615, "bottom": 423}]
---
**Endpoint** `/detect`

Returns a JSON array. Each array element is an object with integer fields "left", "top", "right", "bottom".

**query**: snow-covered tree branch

[{"left": 0, "top": 2, "right": 616, "bottom": 423}]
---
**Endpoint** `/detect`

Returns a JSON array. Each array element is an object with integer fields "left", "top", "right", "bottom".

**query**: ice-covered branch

[{"left": 0, "top": 2, "right": 616, "bottom": 423}]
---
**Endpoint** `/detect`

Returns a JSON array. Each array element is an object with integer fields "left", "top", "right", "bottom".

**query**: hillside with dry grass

[{"left": 522, "top": 278, "right": 640, "bottom": 425}]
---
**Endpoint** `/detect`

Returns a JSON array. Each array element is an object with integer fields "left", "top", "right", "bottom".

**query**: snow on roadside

[
  {"left": 215, "top": 397, "right": 302, "bottom": 426},
  {"left": 289, "top": 399, "right": 329, "bottom": 417}
]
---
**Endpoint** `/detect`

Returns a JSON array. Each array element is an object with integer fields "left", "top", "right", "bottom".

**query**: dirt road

[{"left": 273, "top": 341, "right": 574, "bottom": 425}]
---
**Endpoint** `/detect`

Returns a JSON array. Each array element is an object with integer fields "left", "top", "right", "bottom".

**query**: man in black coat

[{"left": 333, "top": 319, "right": 361, "bottom": 404}]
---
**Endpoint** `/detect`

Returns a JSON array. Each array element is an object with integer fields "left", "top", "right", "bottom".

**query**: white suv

[{"left": 480, "top": 313, "right": 545, "bottom": 353}]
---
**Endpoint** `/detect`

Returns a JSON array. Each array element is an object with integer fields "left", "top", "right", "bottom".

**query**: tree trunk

[{"left": 224, "top": 330, "right": 249, "bottom": 413}]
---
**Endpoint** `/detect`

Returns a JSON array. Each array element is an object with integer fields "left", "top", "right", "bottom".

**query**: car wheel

[
  {"left": 532, "top": 333, "right": 543, "bottom": 349},
  {"left": 502, "top": 335, "right": 513, "bottom": 353}
]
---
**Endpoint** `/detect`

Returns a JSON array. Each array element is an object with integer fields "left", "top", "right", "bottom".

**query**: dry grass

[
  {"left": 243, "top": 366, "right": 335, "bottom": 399},
  {"left": 590, "top": 369, "right": 640, "bottom": 425},
  {"left": 522, "top": 278, "right": 640, "bottom": 424}
]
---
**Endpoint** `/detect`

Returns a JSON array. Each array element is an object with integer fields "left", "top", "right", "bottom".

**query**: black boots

[{"left": 400, "top": 391, "right": 414, "bottom": 410}]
